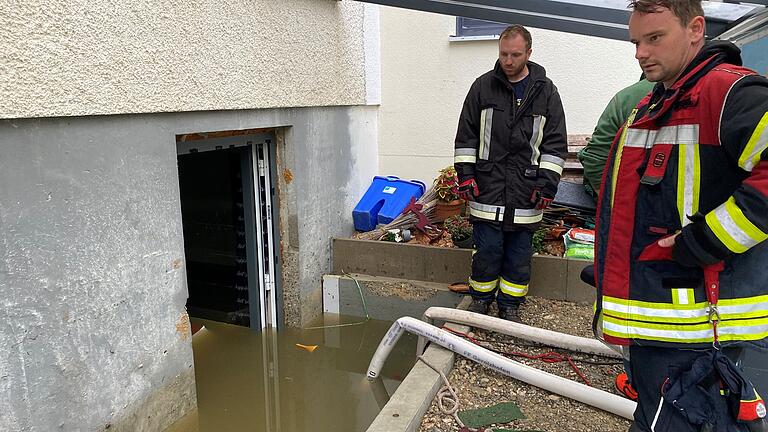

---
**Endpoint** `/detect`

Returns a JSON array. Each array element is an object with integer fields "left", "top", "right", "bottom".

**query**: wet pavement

[{"left": 166, "top": 315, "right": 416, "bottom": 432}]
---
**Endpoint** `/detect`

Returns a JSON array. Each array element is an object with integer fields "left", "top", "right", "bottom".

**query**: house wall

[
  {"left": 0, "top": 1, "right": 381, "bottom": 430},
  {"left": 378, "top": 7, "right": 641, "bottom": 184},
  {"left": 0, "top": 104, "right": 378, "bottom": 431},
  {"left": 0, "top": 0, "right": 380, "bottom": 119}
]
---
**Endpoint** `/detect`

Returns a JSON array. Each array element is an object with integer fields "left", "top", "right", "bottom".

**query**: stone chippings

[{"left": 418, "top": 296, "right": 632, "bottom": 432}]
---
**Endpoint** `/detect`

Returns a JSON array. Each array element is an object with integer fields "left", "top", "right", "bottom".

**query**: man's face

[
  {"left": 629, "top": 8, "right": 704, "bottom": 87},
  {"left": 498, "top": 34, "right": 531, "bottom": 81}
]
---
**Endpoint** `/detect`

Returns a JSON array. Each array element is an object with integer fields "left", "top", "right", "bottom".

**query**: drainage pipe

[
  {"left": 420, "top": 307, "right": 621, "bottom": 359},
  {"left": 367, "top": 316, "right": 636, "bottom": 420}
]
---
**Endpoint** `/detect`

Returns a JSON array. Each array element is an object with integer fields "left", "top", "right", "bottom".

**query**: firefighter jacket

[
  {"left": 454, "top": 61, "right": 567, "bottom": 231},
  {"left": 594, "top": 42, "right": 768, "bottom": 349}
]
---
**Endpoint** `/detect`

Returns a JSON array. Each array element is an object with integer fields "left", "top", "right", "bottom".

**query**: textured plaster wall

[
  {"left": 0, "top": 115, "right": 196, "bottom": 431},
  {"left": 0, "top": 0, "right": 376, "bottom": 119},
  {"left": 378, "top": 7, "right": 641, "bottom": 184},
  {"left": 276, "top": 106, "right": 379, "bottom": 326},
  {"left": 0, "top": 104, "right": 377, "bottom": 430}
]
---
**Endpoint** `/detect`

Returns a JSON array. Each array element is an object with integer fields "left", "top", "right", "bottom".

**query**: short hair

[
  {"left": 499, "top": 25, "right": 532, "bottom": 50},
  {"left": 628, "top": 0, "right": 704, "bottom": 26}
]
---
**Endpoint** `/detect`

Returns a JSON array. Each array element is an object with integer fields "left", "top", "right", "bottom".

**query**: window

[{"left": 455, "top": 17, "right": 508, "bottom": 38}]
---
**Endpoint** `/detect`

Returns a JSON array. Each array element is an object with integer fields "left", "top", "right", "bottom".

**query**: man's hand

[
  {"left": 456, "top": 179, "right": 479, "bottom": 201},
  {"left": 658, "top": 231, "right": 706, "bottom": 267},
  {"left": 530, "top": 188, "right": 554, "bottom": 210}
]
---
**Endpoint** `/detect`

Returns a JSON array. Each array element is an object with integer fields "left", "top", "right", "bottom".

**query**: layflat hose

[
  {"left": 367, "top": 316, "right": 636, "bottom": 420},
  {"left": 421, "top": 307, "right": 621, "bottom": 358}
]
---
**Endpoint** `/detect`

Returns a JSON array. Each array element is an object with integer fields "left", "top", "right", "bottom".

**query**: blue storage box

[{"left": 353, "top": 176, "right": 426, "bottom": 232}]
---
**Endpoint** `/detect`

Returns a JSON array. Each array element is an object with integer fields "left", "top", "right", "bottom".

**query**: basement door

[{"left": 177, "top": 132, "right": 280, "bottom": 330}]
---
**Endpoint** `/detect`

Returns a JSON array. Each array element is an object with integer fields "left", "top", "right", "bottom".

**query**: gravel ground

[{"left": 418, "top": 296, "right": 632, "bottom": 432}]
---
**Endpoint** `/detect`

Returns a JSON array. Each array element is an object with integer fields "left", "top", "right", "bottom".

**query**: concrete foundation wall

[{"left": 0, "top": 104, "right": 377, "bottom": 431}]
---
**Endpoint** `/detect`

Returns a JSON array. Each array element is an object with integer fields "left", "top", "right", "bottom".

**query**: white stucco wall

[
  {"left": 0, "top": 0, "right": 381, "bottom": 119},
  {"left": 378, "top": 7, "right": 642, "bottom": 184}
]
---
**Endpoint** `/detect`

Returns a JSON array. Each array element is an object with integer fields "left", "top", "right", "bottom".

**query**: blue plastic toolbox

[{"left": 353, "top": 176, "right": 426, "bottom": 232}]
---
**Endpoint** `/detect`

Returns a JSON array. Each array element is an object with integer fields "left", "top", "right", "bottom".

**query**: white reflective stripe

[
  {"left": 455, "top": 148, "right": 477, "bottom": 157},
  {"left": 659, "top": 124, "right": 699, "bottom": 145},
  {"left": 718, "top": 300, "right": 768, "bottom": 318},
  {"left": 528, "top": 115, "right": 546, "bottom": 165},
  {"left": 455, "top": 155, "right": 477, "bottom": 163},
  {"left": 540, "top": 154, "right": 565, "bottom": 167},
  {"left": 624, "top": 124, "right": 699, "bottom": 148},
  {"left": 706, "top": 197, "right": 767, "bottom": 253},
  {"left": 738, "top": 111, "right": 768, "bottom": 172},
  {"left": 650, "top": 397, "right": 664, "bottom": 432},
  {"left": 479, "top": 108, "right": 493, "bottom": 160},
  {"left": 499, "top": 278, "right": 528, "bottom": 297},
  {"left": 469, "top": 278, "right": 497, "bottom": 293},
  {"left": 602, "top": 318, "right": 715, "bottom": 340},
  {"left": 468, "top": 201, "right": 504, "bottom": 222},
  {"left": 513, "top": 208, "right": 543, "bottom": 224},
  {"left": 603, "top": 316, "right": 768, "bottom": 342},
  {"left": 677, "top": 143, "right": 700, "bottom": 227},
  {"left": 603, "top": 298, "right": 709, "bottom": 320},
  {"left": 624, "top": 128, "right": 653, "bottom": 148},
  {"left": 539, "top": 154, "right": 565, "bottom": 175},
  {"left": 539, "top": 161, "right": 563, "bottom": 175},
  {"left": 455, "top": 147, "right": 477, "bottom": 162}
]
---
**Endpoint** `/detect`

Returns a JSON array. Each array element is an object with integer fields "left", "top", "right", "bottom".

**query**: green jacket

[{"left": 578, "top": 79, "right": 654, "bottom": 197}]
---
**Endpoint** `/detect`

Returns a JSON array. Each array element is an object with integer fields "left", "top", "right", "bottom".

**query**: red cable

[{"left": 441, "top": 326, "right": 593, "bottom": 387}]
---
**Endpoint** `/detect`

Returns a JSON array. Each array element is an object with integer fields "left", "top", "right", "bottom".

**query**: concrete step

[{"left": 322, "top": 273, "right": 465, "bottom": 322}]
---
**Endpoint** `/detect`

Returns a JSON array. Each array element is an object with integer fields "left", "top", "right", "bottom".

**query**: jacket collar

[{"left": 493, "top": 60, "right": 547, "bottom": 84}]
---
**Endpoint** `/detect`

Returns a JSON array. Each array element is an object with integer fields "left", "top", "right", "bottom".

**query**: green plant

[
  {"left": 444, "top": 215, "right": 472, "bottom": 241},
  {"left": 434, "top": 166, "right": 460, "bottom": 202}
]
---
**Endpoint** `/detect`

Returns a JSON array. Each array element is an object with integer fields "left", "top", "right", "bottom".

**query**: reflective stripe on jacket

[
  {"left": 454, "top": 60, "right": 567, "bottom": 231},
  {"left": 594, "top": 43, "right": 768, "bottom": 348}
]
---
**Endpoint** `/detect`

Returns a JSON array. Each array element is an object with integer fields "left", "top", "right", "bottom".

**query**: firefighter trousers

[{"left": 469, "top": 221, "right": 532, "bottom": 308}]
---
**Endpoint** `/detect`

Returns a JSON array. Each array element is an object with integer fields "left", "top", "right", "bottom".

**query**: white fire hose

[
  {"left": 421, "top": 307, "right": 622, "bottom": 359},
  {"left": 367, "top": 316, "right": 636, "bottom": 420}
]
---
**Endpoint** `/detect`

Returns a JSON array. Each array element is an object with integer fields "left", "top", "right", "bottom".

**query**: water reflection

[{"left": 166, "top": 315, "right": 416, "bottom": 432}]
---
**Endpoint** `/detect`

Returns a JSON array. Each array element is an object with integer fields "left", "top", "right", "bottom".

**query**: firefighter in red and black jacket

[
  {"left": 453, "top": 25, "right": 567, "bottom": 322},
  {"left": 593, "top": 1, "right": 768, "bottom": 430}
]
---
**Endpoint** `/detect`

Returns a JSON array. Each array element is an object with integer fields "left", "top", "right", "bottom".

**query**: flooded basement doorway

[
  {"left": 176, "top": 130, "right": 280, "bottom": 329},
  {"left": 166, "top": 315, "right": 417, "bottom": 432}
]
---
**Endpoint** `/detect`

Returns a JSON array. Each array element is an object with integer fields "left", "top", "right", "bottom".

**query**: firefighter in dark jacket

[
  {"left": 593, "top": 1, "right": 768, "bottom": 430},
  {"left": 453, "top": 25, "right": 568, "bottom": 323}
]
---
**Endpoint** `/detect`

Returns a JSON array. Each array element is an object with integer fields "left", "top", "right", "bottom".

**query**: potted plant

[
  {"left": 444, "top": 215, "right": 474, "bottom": 249},
  {"left": 433, "top": 166, "right": 464, "bottom": 221}
]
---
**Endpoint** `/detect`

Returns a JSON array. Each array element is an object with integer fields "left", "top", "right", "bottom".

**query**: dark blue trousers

[
  {"left": 469, "top": 221, "right": 533, "bottom": 308},
  {"left": 629, "top": 345, "right": 748, "bottom": 432}
]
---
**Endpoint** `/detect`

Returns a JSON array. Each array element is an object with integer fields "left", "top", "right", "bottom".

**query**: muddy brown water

[{"left": 166, "top": 315, "right": 417, "bottom": 432}]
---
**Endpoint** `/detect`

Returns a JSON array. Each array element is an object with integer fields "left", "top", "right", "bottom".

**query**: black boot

[
  {"left": 467, "top": 298, "right": 492, "bottom": 315},
  {"left": 498, "top": 304, "right": 522, "bottom": 323}
]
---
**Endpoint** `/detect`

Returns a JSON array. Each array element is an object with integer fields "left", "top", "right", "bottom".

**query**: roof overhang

[{"left": 358, "top": 0, "right": 767, "bottom": 41}]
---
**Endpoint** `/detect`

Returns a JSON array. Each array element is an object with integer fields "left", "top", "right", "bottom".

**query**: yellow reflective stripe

[
  {"left": 611, "top": 109, "right": 638, "bottom": 208},
  {"left": 454, "top": 155, "right": 477, "bottom": 164},
  {"left": 676, "top": 143, "right": 700, "bottom": 227},
  {"left": 499, "top": 277, "right": 528, "bottom": 297},
  {"left": 602, "top": 295, "right": 768, "bottom": 324},
  {"left": 738, "top": 111, "right": 768, "bottom": 172},
  {"left": 705, "top": 197, "right": 768, "bottom": 253},
  {"left": 469, "top": 278, "right": 497, "bottom": 293},
  {"left": 602, "top": 315, "right": 768, "bottom": 343},
  {"left": 671, "top": 288, "right": 696, "bottom": 306},
  {"left": 539, "top": 160, "right": 564, "bottom": 175}
]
